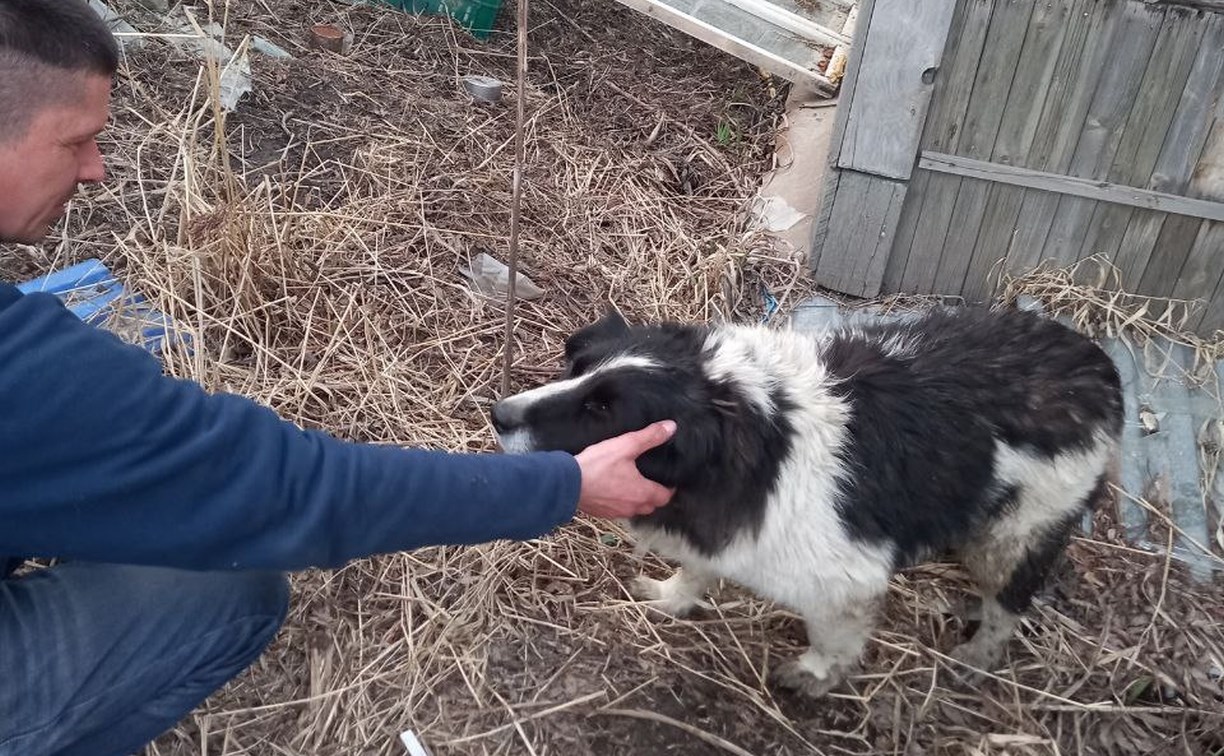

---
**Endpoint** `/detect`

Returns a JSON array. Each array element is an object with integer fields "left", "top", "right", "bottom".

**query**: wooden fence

[{"left": 810, "top": 0, "right": 1224, "bottom": 336}]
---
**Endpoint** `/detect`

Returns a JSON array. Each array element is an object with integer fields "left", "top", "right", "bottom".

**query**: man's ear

[
  {"left": 635, "top": 414, "right": 719, "bottom": 489},
  {"left": 564, "top": 307, "right": 630, "bottom": 360}
]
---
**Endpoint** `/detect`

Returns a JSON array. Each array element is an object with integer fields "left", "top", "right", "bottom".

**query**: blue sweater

[{"left": 0, "top": 281, "right": 580, "bottom": 576}]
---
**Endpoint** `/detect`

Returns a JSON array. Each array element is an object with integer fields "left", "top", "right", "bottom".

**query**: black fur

[
  {"left": 820, "top": 306, "right": 1122, "bottom": 567},
  {"left": 997, "top": 472, "right": 1106, "bottom": 613}
]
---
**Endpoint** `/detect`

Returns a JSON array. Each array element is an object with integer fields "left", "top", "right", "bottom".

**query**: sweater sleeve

[{"left": 0, "top": 284, "right": 580, "bottom": 572}]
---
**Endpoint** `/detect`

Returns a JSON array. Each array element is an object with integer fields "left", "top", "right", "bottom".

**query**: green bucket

[{"left": 397, "top": 0, "right": 505, "bottom": 39}]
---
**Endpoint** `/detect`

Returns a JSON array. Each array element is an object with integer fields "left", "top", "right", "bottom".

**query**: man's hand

[{"left": 574, "top": 420, "right": 677, "bottom": 519}]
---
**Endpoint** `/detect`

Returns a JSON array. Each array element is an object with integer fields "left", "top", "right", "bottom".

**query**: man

[{"left": 0, "top": 2, "right": 676, "bottom": 754}]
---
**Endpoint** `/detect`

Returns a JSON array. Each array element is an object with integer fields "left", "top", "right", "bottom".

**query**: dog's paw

[
  {"left": 628, "top": 576, "right": 697, "bottom": 618},
  {"left": 769, "top": 659, "right": 845, "bottom": 699},
  {"left": 949, "top": 638, "right": 1004, "bottom": 672}
]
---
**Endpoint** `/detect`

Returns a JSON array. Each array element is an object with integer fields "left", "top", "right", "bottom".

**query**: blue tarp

[{"left": 16, "top": 258, "right": 191, "bottom": 355}]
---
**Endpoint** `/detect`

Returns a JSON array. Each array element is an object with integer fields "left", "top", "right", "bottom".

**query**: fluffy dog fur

[{"left": 491, "top": 306, "right": 1123, "bottom": 697}]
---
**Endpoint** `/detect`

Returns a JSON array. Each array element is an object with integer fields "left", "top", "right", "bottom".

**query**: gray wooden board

[
  {"left": 881, "top": 0, "right": 980, "bottom": 293},
  {"left": 961, "top": 183, "right": 1025, "bottom": 302},
  {"left": 959, "top": 0, "right": 1075, "bottom": 300},
  {"left": 1202, "top": 281, "right": 1224, "bottom": 334},
  {"left": 931, "top": 176, "right": 994, "bottom": 294},
  {"left": 1041, "top": 3, "right": 1164, "bottom": 266},
  {"left": 1193, "top": 92, "right": 1224, "bottom": 205},
  {"left": 1177, "top": 222, "right": 1224, "bottom": 332},
  {"left": 919, "top": 152, "right": 1224, "bottom": 223},
  {"left": 836, "top": 0, "right": 957, "bottom": 180},
  {"left": 1112, "top": 209, "right": 1168, "bottom": 285},
  {"left": 1134, "top": 215, "right": 1204, "bottom": 327},
  {"left": 881, "top": 168, "right": 930, "bottom": 293},
  {"left": 808, "top": 0, "right": 874, "bottom": 268},
  {"left": 1148, "top": 14, "right": 1224, "bottom": 197},
  {"left": 814, "top": 171, "right": 907, "bottom": 296},
  {"left": 808, "top": 167, "right": 842, "bottom": 271},
  {"left": 1004, "top": 0, "right": 1119, "bottom": 275},
  {"left": 902, "top": 172, "right": 966, "bottom": 292},
  {"left": 1081, "top": 7, "right": 1207, "bottom": 272},
  {"left": 898, "top": 0, "right": 995, "bottom": 294},
  {"left": 929, "top": 0, "right": 1036, "bottom": 297},
  {"left": 821, "top": 0, "right": 875, "bottom": 168}
]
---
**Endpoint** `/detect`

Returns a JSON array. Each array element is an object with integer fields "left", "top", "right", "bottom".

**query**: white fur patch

[
  {"left": 495, "top": 428, "right": 535, "bottom": 454},
  {"left": 636, "top": 324, "right": 896, "bottom": 620},
  {"left": 497, "top": 354, "right": 660, "bottom": 418}
]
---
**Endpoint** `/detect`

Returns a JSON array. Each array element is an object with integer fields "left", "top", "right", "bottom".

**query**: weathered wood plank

[
  {"left": 1149, "top": 15, "right": 1224, "bottom": 196},
  {"left": 1199, "top": 281, "right": 1224, "bottom": 335},
  {"left": 1040, "top": 2, "right": 1164, "bottom": 266},
  {"left": 814, "top": 171, "right": 908, "bottom": 296},
  {"left": 883, "top": 0, "right": 990, "bottom": 293},
  {"left": 960, "top": 183, "right": 1025, "bottom": 301},
  {"left": 881, "top": 0, "right": 980, "bottom": 293},
  {"left": 1137, "top": 214, "right": 1204, "bottom": 297},
  {"left": 990, "top": 0, "right": 1074, "bottom": 169},
  {"left": 900, "top": 172, "right": 965, "bottom": 291},
  {"left": 927, "top": 0, "right": 1035, "bottom": 295},
  {"left": 1144, "top": 0, "right": 1224, "bottom": 10},
  {"left": 836, "top": 0, "right": 958, "bottom": 180},
  {"left": 808, "top": 0, "right": 874, "bottom": 266},
  {"left": 1109, "top": 14, "right": 1224, "bottom": 286},
  {"left": 611, "top": 0, "right": 836, "bottom": 86},
  {"left": 1003, "top": 0, "right": 1118, "bottom": 276},
  {"left": 822, "top": 0, "right": 876, "bottom": 168},
  {"left": 960, "top": 0, "right": 1075, "bottom": 301},
  {"left": 1176, "top": 222, "right": 1224, "bottom": 333},
  {"left": 1083, "top": 7, "right": 1207, "bottom": 273},
  {"left": 808, "top": 167, "right": 842, "bottom": 269},
  {"left": 1189, "top": 69, "right": 1224, "bottom": 206},
  {"left": 919, "top": 152, "right": 1224, "bottom": 222},
  {"left": 899, "top": 0, "right": 997, "bottom": 293}
]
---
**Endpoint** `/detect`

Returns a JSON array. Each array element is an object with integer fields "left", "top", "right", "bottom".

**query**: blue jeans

[{"left": 0, "top": 563, "right": 290, "bottom": 756}]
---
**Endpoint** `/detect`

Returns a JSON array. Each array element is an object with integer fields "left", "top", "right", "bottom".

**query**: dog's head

[{"left": 491, "top": 309, "right": 722, "bottom": 489}]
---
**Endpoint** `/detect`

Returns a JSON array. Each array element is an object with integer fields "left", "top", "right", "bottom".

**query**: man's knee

[
  {"left": 102, "top": 564, "right": 291, "bottom": 679},
  {"left": 185, "top": 569, "right": 291, "bottom": 669}
]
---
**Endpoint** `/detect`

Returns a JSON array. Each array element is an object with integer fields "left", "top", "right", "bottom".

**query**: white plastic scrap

[
  {"left": 460, "top": 252, "right": 545, "bottom": 301},
  {"left": 399, "top": 729, "right": 431, "bottom": 756}
]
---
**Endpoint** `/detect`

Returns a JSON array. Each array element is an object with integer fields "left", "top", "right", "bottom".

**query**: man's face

[{"left": 0, "top": 73, "right": 110, "bottom": 244}]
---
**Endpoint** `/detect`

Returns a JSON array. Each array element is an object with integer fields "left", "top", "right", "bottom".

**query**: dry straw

[{"left": 5, "top": 0, "right": 1222, "bottom": 754}]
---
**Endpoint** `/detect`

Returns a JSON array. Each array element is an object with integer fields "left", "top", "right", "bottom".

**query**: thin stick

[
  {"left": 501, "top": 0, "right": 529, "bottom": 396},
  {"left": 592, "top": 708, "right": 759, "bottom": 756}
]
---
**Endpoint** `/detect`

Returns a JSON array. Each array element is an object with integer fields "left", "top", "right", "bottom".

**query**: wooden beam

[
  {"left": 611, "top": 0, "right": 834, "bottom": 88},
  {"left": 919, "top": 151, "right": 1224, "bottom": 222},
  {"left": 1143, "top": 0, "right": 1224, "bottom": 11},
  {"left": 722, "top": 0, "right": 852, "bottom": 48}
]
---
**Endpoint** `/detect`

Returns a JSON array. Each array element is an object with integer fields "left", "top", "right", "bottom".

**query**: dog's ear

[
  {"left": 564, "top": 308, "right": 630, "bottom": 360},
  {"left": 635, "top": 412, "right": 719, "bottom": 489}
]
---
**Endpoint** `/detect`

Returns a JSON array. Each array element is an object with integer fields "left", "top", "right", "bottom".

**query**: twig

[
  {"left": 592, "top": 708, "right": 758, "bottom": 756},
  {"left": 502, "top": 0, "right": 529, "bottom": 396}
]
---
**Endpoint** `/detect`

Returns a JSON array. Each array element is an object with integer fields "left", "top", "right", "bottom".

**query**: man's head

[{"left": 0, "top": 0, "right": 118, "bottom": 243}]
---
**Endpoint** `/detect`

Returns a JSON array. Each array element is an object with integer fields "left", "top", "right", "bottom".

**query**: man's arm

[{"left": 0, "top": 285, "right": 585, "bottom": 571}]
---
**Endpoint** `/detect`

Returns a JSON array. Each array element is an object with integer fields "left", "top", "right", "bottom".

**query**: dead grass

[{"left": 4, "top": 0, "right": 1223, "bottom": 754}]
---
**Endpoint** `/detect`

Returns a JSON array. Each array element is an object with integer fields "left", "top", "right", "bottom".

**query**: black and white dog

[{"left": 491, "top": 305, "right": 1123, "bottom": 697}]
